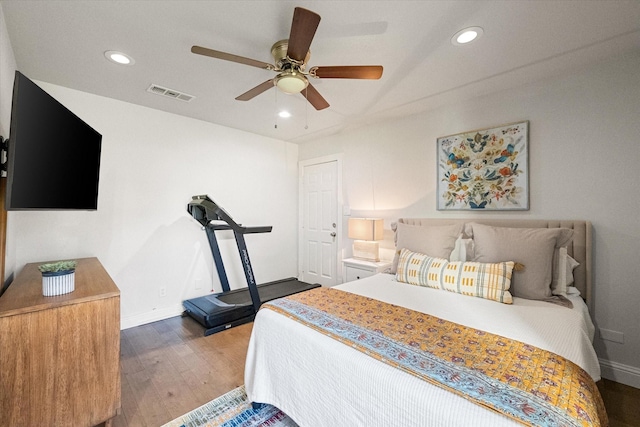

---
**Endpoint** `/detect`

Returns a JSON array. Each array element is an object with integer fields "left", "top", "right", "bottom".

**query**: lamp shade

[{"left": 348, "top": 218, "right": 384, "bottom": 241}]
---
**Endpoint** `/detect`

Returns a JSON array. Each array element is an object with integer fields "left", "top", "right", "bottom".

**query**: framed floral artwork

[{"left": 437, "top": 121, "right": 529, "bottom": 210}]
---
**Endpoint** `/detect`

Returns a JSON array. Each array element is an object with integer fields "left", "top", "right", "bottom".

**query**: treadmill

[{"left": 183, "top": 195, "right": 320, "bottom": 336}]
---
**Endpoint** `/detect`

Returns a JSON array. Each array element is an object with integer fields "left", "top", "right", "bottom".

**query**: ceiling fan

[{"left": 191, "top": 7, "right": 383, "bottom": 110}]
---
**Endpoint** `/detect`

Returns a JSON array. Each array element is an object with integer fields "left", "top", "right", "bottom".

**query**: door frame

[{"left": 298, "top": 154, "right": 344, "bottom": 285}]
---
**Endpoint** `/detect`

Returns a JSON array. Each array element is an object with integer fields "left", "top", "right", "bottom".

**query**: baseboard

[
  {"left": 121, "top": 303, "right": 184, "bottom": 330},
  {"left": 600, "top": 358, "right": 640, "bottom": 389}
]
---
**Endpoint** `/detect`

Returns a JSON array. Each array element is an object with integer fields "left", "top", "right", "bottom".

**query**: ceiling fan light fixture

[
  {"left": 275, "top": 72, "right": 308, "bottom": 94},
  {"left": 451, "top": 27, "right": 484, "bottom": 46}
]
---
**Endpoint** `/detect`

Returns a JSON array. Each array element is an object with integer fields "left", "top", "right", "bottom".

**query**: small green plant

[{"left": 38, "top": 260, "right": 77, "bottom": 273}]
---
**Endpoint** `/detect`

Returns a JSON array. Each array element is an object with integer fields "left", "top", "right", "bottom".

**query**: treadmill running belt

[{"left": 183, "top": 277, "right": 320, "bottom": 335}]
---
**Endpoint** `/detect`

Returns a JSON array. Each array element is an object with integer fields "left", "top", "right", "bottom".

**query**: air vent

[{"left": 147, "top": 84, "right": 195, "bottom": 102}]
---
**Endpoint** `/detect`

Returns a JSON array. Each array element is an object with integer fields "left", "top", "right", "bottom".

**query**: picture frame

[{"left": 437, "top": 120, "right": 529, "bottom": 211}]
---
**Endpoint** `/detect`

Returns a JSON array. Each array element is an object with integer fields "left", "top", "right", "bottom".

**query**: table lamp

[{"left": 348, "top": 218, "right": 384, "bottom": 261}]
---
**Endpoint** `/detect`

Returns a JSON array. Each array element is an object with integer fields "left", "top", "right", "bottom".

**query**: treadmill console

[{"left": 188, "top": 195, "right": 236, "bottom": 228}]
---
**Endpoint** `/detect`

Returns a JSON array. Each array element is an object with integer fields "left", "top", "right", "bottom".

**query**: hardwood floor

[
  {"left": 598, "top": 378, "right": 640, "bottom": 427},
  {"left": 112, "top": 315, "right": 250, "bottom": 427},
  {"left": 113, "top": 315, "right": 640, "bottom": 427}
]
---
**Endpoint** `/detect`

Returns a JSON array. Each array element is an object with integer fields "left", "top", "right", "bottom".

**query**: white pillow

[
  {"left": 566, "top": 286, "right": 581, "bottom": 296},
  {"left": 566, "top": 255, "right": 580, "bottom": 286},
  {"left": 552, "top": 247, "right": 580, "bottom": 297},
  {"left": 449, "top": 235, "right": 475, "bottom": 262}
]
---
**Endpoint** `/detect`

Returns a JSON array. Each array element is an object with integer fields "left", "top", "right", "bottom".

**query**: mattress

[{"left": 245, "top": 273, "right": 600, "bottom": 427}]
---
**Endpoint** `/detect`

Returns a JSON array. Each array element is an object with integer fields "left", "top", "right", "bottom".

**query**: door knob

[{"left": 330, "top": 232, "right": 336, "bottom": 237}]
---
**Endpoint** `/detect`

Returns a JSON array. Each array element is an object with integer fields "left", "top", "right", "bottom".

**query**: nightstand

[{"left": 342, "top": 258, "right": 393, "bottom": 282}]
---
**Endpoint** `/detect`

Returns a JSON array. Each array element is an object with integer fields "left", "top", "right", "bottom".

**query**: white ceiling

[{"left": 2, "top": 1, "right": 640, "bottom": 144}]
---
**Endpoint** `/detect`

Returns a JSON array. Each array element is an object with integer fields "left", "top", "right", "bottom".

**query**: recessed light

[
  {"left": 451, "top": 27, "right": 484, "bottom": 46},
  {"left": 278, "top": 111, "right": 292, "bottom": 118},
  {"left": 104, "top": 50, "right": 135, "bottom": 65}
]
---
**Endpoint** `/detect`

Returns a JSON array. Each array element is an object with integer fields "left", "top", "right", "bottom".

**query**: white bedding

[{"left": 245, "top": 273, "right": 600, "bottom": 427}]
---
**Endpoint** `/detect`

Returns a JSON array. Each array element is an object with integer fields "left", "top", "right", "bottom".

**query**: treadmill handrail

[
  {"left": 188, "top": 195, "right": 272, "bottom": 234},
  {"left": 242, "top": 226, "right": 273, "bottom": 234}
]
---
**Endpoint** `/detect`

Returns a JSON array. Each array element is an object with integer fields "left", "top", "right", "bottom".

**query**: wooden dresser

[{"left": 0, "top": 257, "right": 121, "bottom": 427}]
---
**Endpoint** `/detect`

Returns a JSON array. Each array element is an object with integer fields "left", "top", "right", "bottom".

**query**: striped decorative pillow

[{"left": 396, "top": 248, "right": 514, "bottom": 304}]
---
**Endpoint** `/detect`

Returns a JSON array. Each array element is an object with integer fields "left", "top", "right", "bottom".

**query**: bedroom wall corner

[
  {"left": 0, "top": 3, "right": 16, "bottom": 137},
  {"left": 0, "top": 3, "right": 17, "bottom": 287}
]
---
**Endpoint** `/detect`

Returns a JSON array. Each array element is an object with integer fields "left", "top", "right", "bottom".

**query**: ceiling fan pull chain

[
  {"left": 305, "top": 86, "right": 309, "bottom": 130},
  {"left": 274, "top": 87, "right": 278, "bottom": 129}
]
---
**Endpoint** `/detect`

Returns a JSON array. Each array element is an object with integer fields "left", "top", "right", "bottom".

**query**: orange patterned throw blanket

[{"left": 263, "top": 287, "right": 608, "bottom": 427}]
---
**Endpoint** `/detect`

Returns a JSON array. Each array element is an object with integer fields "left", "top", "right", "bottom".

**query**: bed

[{"left": 244, "top": 219, "right": 606, "bottom": 426}]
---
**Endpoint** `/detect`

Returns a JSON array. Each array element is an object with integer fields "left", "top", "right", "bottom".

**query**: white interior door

[{"left": 300, "top": 158, "right": 340, "bottom": 287}]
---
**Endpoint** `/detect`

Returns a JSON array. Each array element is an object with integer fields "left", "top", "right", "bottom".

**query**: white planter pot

[{"left": 42, "top": 270, "right": 75, "bottom": 296}]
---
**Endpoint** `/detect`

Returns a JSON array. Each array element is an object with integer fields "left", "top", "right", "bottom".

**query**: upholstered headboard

[{"left": 397, "top": 218, "right": 592, "bottom": 306}]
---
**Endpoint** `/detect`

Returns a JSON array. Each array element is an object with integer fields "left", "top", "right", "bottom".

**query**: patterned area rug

[{"left": 162, "top": 385, "right": 298, "bottom": 427}]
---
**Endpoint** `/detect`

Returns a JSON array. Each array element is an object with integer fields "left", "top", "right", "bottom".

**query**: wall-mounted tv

[{"left": 5, "top": 71, "right": 102, "bottom": 210}]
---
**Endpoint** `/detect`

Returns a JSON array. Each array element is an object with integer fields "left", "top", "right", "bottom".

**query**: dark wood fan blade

[
  {"left": 301, "top": 83, "right": 329, "bottom": 110},
  {"left": 311, "top": 65, "right": 383, "bottom": 79},
  {"left": 287, "top": 8, "right": 321, "bottom": 62},
  {"left": 235, "top": 80, "right": 275, "bottom": 101},
  {"left": 191, "top": 46, "right": 274, "bottom": 70}
]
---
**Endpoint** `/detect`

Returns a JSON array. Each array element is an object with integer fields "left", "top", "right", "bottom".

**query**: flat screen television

[{"left": 5, "top": 71, "right": 102, "bottom": 210}]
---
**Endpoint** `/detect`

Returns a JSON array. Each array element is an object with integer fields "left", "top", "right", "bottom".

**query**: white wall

[
  {"left": 0, "top": 4, "right": 15, "bottom": 137},
  {"left": 0, "top": 11, "right": 299, "bottom": 328},
  {"left": 299, "top": 51, "right": 640, "bottom": 388}
]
